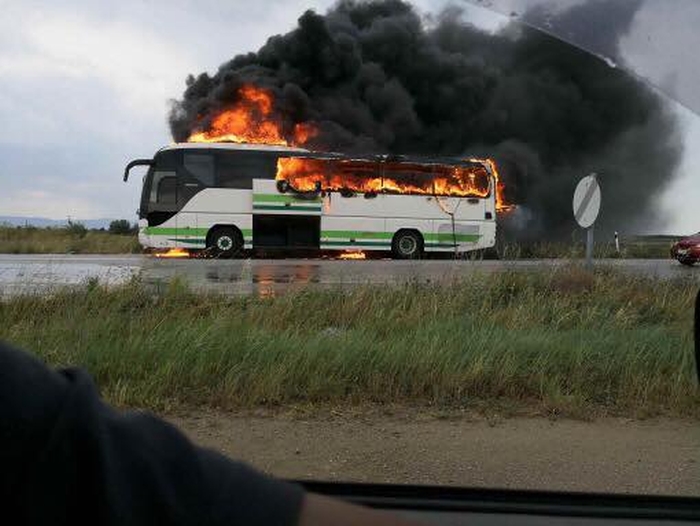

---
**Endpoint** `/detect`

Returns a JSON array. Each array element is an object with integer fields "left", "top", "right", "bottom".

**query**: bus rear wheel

[
  {"left": 392, "top": 230, "right": 423, "bottom": 260},
  {"left": 208, "top": 227, "right": 243, "bottom": 259}
]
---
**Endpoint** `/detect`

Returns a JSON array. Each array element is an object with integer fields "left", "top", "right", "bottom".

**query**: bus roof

[
  {"left": 159, "top": 142, "right": 492, "bottom": 171},
  {"left": 161, "top": 143, "right": 310, "bottom": 153},
  {"left": 296, "top": 154, "right": 493, "bottom": 171}
]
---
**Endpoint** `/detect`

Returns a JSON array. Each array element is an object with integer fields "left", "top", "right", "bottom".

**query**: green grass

[
  {"left": 0, "top": 224, "right": 678, "bottom": 259},
  {"left": 0, "top": 226, "right": 140, "bottom": 254},
  {"left": 497, "top": 236, "right": 677, "bottom": 260},
  {"left": 0, "top": 267, "right": 697, "bottom": 417}
]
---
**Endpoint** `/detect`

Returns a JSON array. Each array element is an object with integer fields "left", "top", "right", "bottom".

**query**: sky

[{"left": 0, "top": 0, "right": 697, "bottom": 233}]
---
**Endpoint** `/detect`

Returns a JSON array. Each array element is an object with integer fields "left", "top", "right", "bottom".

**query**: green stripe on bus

[
  {"left": 169, "top": 238, "right": 205, "bottom": 245},
  {"left": 253, "top": 193, "right": 322, "bottom": 204},
  {"left": 170, "top": 239, "right": 472, "bottom": 248},
  {"left": 321, "top": 230, "right": 393, "bottom": 240},
  {"left": 144, "top": 227, "right": 209, "bottom": 236},
  {"left": 253, "top": 205, "right": 322, "bottom": 212},
  {"left": 145, "top": 227, "right": 253, "bottom": 236},
  {"left": 321, "top": 231, "right": 481, "bottom": 243},
  {"left": 321, "top": 240, "right": 392, "bottom": 247},
  {"left": 425, "top": 234, "right": 480, "bottom": 243},
  {"left": 169, "top": 238, "right": 253, "bottom": 245},
  {"left": 425, "top": 243, "right": 471, "bottom": 248},
  {"left": 146, "top": 227, "right": 479, "bottom": 243}
]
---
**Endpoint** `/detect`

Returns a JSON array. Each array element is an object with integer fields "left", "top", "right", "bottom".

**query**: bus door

[
  {"left": 251, "top": 179, "right": 321, "bottom": 249},
  {"left": 177, "top": 152, "right": 215, "bottom": 248},
  {"left": 145, "top": 168, "right": 180, "bottom": 248},
  {"left": 144, "top": 149, "right": 203, "bottom": 248}
]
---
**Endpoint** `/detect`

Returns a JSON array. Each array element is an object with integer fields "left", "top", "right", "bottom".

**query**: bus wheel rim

[
  {"left": 217, "top": 236, "right": 233, "bottom": 250},
  {"left": 399, "top": 236, "right": 416, "bottom": 254}
]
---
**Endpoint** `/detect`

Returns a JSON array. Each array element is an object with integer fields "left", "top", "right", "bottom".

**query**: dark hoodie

[{"left": 0, "top": 341, "right": 303, "bottom": 525}]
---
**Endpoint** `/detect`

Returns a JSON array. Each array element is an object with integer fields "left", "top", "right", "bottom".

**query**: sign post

[
  {"left": 573, "top": 174, "right": 601, "bottom": 268},
  {"left": 586, "top": 226, "right": 594, "bottom": 264}
]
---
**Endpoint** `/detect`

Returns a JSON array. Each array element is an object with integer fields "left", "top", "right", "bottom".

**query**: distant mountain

[{"left": 0, "top": 216, "right": 120, "bottom": 230}]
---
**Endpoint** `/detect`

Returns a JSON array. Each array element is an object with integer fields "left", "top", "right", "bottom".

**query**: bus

[{"left": 123, "top": 143, "right": 497, "bottom": 259}]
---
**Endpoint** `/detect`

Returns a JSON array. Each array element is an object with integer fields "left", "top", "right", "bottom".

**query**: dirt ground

[{"left": 167, "top": 408, "right": 700, "bottom": 497}]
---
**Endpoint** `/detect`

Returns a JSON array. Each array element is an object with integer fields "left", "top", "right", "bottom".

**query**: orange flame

[
  {"left": 338, "top": 250, "right": 367, "bottom": 260},
  {"left": 154, "top": 248, "right": 189, "bottom": 259},
  {"left": 470, "top": 158, "right": 513, "bottom": 212},
  {"left": 276, "top": 157, "right": 504, "bottom": 203},
  {"left": 185, "top": 84, "right": 511, "bottom": 210},
  {"left": 187, "top": 84, "right": 316, "bottom": 146}
]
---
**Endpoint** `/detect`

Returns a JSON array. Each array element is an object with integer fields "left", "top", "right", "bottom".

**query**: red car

[{"left": 671, "top": 233, "right": 700, "bottom": 266}]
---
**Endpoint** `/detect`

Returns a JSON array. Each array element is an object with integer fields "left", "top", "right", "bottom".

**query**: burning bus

[{"left": 123, "top": 142, "right": 500, "bottom": 259}]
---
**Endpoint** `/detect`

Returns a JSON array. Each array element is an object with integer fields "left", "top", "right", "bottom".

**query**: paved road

[
  {"left": 0, "top": 255, "right": 142, "bottom": 295},
  {"left": 0, "top": 254, "right": 697, "bottom": 295}
]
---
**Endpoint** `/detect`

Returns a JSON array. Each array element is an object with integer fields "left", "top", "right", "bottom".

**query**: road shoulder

[{"left": 167, "top": 408, "right": 700, "bottom": 496}]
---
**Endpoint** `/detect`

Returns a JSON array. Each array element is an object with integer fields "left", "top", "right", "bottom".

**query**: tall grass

[
  {"left": 0, "top": 226, "right": 140, "bottom": 254},
  {"left": 497, "top": 237, "right": 675, "bottom": 260},
  {"left": 1, "top": 267, "right": 697, "bottom": 416}
]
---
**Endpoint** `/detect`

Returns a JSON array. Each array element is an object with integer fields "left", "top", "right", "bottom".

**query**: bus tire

[
  {"left": 392, "top": 230, "right": 423, "bottom": 260},
  {"left": 208, "top": 226, "right": 243, "bottom": 259}
]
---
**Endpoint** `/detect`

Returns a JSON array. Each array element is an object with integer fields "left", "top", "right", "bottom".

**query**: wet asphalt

[{"left": 0, "top": 254, "right": 697, "bottom": 296}]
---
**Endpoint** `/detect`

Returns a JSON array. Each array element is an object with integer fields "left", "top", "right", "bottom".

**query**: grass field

[
  {"left": 496, "top": 235, "right": 678, "bottom": 260},
  {"left": 1, "top": 267, "right": 697, "bottom": 418},
  {"left": 0, "top": 226, "right": 140, "bottom": 254},
  {"left": 0, "top": 225, "right": 680, "bottom": 259}
]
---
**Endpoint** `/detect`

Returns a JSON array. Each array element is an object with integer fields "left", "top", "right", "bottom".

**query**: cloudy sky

[{"left": 1, "top": 0, "right": 697, "bottom": 233}]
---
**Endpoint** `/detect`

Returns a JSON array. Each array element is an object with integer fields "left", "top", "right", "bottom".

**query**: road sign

[
  {"left": 573, "top": 174, "right": 601, "bottom": 268},
  {"left": 573, "top": 174, "right": 601, "bottom": 229}
]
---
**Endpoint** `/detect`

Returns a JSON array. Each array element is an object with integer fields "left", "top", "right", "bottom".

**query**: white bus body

[{"left": 124, "top": 143, "right": 497, "bottom": 258}]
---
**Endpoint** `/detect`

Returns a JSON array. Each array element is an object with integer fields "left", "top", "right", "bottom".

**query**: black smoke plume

[{"left": 169, "top": 0, "right": 681, "bottom": 238}]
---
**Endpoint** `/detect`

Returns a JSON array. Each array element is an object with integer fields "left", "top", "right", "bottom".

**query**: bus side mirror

[{"left": 124, "top": 159, "right": 153, "bottom": 182}]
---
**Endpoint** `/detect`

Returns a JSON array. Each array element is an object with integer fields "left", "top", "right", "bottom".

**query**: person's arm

[
  {"left": 0, "top": 341, "right": 302, "bottom": 525},
  {"left": 0, "top": 342, "right": 421, "bottom": 525}
]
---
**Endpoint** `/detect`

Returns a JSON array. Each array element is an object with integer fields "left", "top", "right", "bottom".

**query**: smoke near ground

[{"left": 169, "top": 0, "right": 681, "bottom": 239}]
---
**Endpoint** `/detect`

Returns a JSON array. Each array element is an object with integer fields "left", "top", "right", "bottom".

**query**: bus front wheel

[
  {"left": 392, "top": 230, "right": 423, "bottom": 260},
  {"left": 208, "top": 227, "right": 243, "bottom": 259}
]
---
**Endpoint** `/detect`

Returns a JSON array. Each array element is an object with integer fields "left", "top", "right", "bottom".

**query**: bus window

[
  {"left": 153, "top": 149, "right": 181, "bottom": 170},
  {"left": 183, "top": 153, "right": 215, "bottom": 186},
  {"left": 150, "top": 171, "right": 177, "bottom": 205},
  {"left": 433, "top": 165, "right": 491, "bottom": 198},
  {"left": 321, "top": 159, "right": 379, "bottom": 194},
  {"left": 382, "top": 163, "right": 436, "bottom": 195},
  {"left": 216, "top": 152, "right": 277, "bottom": 189},
  {"left": 382, "top": 162, "right": 491, "bottom": 197}
]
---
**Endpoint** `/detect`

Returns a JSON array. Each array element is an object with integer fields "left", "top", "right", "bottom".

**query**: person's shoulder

[{"left": 0, "top": 341, "right": 67, "bottom": 415}]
